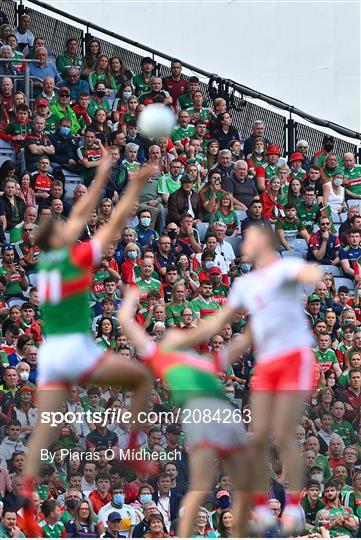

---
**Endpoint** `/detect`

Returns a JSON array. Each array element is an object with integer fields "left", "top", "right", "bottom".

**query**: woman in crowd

[
  {"left": 8, "top": 91, "right": 28, "bottom": 122},
  {"left": 89, "top": 108, "right": 112, "bottom": 145},
  {"left": 97, "top": 197, "right": 114, "bottom": 225},
  {"left": 18, "top": 171, "right": 35, "bottom": 207},
  {"left": 83, "top": 38, "right": 101, "bottom": 76},
  {"left": 211, "top": 112, "right": 240, "bottom": 150},
  {"left": 287, "top": 177, "right": 303, "bottom": 207},
  {"left": 88, "top": 54, "right": 117, "bottom": 95},
  {"left": 144, "top": 513, "right": 169, "bottom": 538},
  {"left": 212, "top": 192, "right": 239, "bottom": 237},
  {"left": 217, "top": 510, "right": 234, "bottom": 538},
  {"left": 323, "top": 272, "right": 337, "bottom": 299},
  {"left": 323, "top": 168, "right": 346, "bottom": 215},
  {"left": 119, "top": 95, "right": 139, "bottom": 131},
  {"left": 186, "top": 163, "right": 202, "bottom": 192},
  {"left": 0, "top": 160, "right": 16, "bottom": 187},
  {"left": 115, "top": 226, "right": 137, "bottom": 263},
  {"left": 192, "top": 508, "right": 218, "bottom": 538},
  {"left": 229, "top": 139, "right": 243, "bottom": 162},
  {"left": 121, "top": 242, "right": 142, "bottom": 285},
  {"left": 312, "top": 387, "right": 335, "bottom": 425},
  {"left": 112, "top": 82, "right": 136, "bottom": 124},
  {"left": 166, "top": 281, "right": 190, "bottom": 327},
  {"left": 176, "top": 253, "right": 199, "bottom": 297},
  {"left": 260, "top": 175, "right": 284, "bottom": 221},
  {"left": 206, "top": 139, "right": 220, "bottom": 170},
  {"left": 246, "top": 137, "right": 266, "bottom": 172},
  {"left": 95, "top": 317, "right": 116, "bottom": 351},
  {"left": 338, "top": 351, "right": 361, "bottom": 388},
  {"left": 199, "top": 169, "right": 224, "bottom": 218},
  {"left": 109, "top": 56, "right": 132, "bottom": 90},
  {"left": 65, "top": 499, "right": 103, "bottom": 537},
  {"left": 1, "top": 177, "right": 25, "bottom": 230},
  {"left": 323, "top": 369, "right": 345, "bottom": 402}
]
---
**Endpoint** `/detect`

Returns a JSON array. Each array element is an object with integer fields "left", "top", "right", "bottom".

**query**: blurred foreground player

[
  {"left": 22, "top": 160, "right": 156, "bottom": 536},
  {"left": 118, "top": 287, "right": 249, "bottom": 538},
  {"left": 192, "top": 224, "right": 321, "bottom": 534}
]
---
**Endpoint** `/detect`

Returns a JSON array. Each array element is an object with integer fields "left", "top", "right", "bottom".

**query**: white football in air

[{"left": 138, "top": 104, "right": 176, "bottom": 138}]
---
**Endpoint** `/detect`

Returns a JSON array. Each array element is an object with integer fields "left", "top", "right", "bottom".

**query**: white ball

[{"left": 138, "top": 104, "right": 176, "bottom": 138}]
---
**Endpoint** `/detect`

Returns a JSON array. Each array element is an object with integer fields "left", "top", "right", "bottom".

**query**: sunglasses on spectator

[{"left": 60, "top": 93, "right": 70, "bottom": 97}]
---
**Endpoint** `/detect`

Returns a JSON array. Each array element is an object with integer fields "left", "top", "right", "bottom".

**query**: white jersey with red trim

[{"left": 228, "top": 257, "right": 312, "bottom": 360}]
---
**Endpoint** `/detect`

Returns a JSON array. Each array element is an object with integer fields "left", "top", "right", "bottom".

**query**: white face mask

[
  {"left": 334, "top": 178, "right": 343, "bottom": 187},
  {"left": 19, "top": 371, "right": 29, "bottom": 382}
]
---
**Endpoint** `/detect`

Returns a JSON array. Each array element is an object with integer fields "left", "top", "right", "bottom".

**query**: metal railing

[
  {"left": 0, "top": 57, "right": 38, "bottom": 101},
  {"left": 3, "top": 0, "right": 360, "bottom": 160}
]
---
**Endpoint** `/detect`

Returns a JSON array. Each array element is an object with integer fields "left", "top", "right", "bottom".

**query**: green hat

[
  {"left": 332, "top": 167, "right": 344, "bottom": 177},
  {"left": 180, "top": 174, "right": 193, "bottom": 184},
  {"left": 308, "top": 293, "right": 321, "bottom": 303}
]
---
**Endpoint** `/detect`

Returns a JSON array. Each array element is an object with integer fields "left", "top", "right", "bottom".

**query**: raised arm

[
  {"left": 117, "top": 286, "right": 151, "bottom": 355},
  {"left": 162, "top": 304, "right": 237, "bottom": 350},
  {"left": 64, "top": 156, "right": 111, "bottom": 242},
  {"left": 95, "top": 165, "right": 156, "bottom": 250}
]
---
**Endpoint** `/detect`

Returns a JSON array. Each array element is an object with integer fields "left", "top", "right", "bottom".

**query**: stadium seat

[
  {"left": 224, "top": 236, "right": 241, "bottom": 258},
  {"left": 0, "top": 139, "right": 16, "bottom": 165},
  {"left": 303, "top": 283, "right": 315, "bottom": 296},
  {"left": 347, "top": 199, "right": 360, "bottom": 209},
  {"left": 282, "top": 250, "right": 303, "bottom": 258},
  {"left": 64, "top": 170, "right": 83, "bottom": 201},
  {"left": 319, "top": 265, "right": 342, "bottom": 277},
  {"left": 235, "top": 210, "right": 248, "bottom": 223},
  {"left": 334, "top": 277, "right": 355, "bottom": 291},
  {"left": 332, "top": 212, "right": 347, "bottom": 224},
  {"left": 294, "top": 239, "right": 308, "bottom": 257},
  {"left": 196, "top": 222, "right": 209, "bottom": 243}
]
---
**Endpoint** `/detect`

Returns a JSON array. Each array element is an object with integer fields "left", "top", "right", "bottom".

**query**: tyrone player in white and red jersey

[{"left": 184, "top": 224, "right": 321, "bottom": 534}]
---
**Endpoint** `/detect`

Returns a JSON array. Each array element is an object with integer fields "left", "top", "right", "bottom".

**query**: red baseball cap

[
  {"left": 209, "top": 266, "right": 222, "bottom": 275},
  {"left": 58, "top": 87, "right": 71, "bottom": 95},
  {"left": 266, "top": 144, "right": 281, "bottom": 156},
  {"left": 35, "top": 98, "right": 49, "bottom": 107}
]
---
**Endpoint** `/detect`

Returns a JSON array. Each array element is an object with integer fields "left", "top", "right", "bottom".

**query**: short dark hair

[
  {"left": 284, "top": 203, "right": 296, "bottom": 210},
  {"left": 95, "top": 472, "right": 110, "bottom": 483},
  {"left": 338, "top": 286, "right": 350, "bottom": 294},
  {"left": 41, "top": 499, "right": 59, "bottom": 517}
]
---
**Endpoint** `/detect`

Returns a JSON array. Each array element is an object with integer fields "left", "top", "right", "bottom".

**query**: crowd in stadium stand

[{"left": 0, "top": 10, "right": 359, "bottom": 538}]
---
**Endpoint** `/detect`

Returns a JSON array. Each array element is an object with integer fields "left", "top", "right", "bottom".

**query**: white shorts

[
  {"left": 37, "top": 333, "right": 105, "bottom": 388},
  {"left": 182, "top": 397, "right": 247, "bottom": 455}
]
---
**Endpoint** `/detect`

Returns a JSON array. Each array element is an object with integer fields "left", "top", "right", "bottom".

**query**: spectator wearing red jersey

[
  {"left": 17, "top": 302, "right": 42, "bottom": 345},
  {"left": 120, "top": 243, "right": 142, "bottom": 285},
  {"left": 163, "top": 59, "right": 187, "bottom": 107},
  {"left": 255, "top": 144, "right": 282, "bottom": 192},
  {"left": 260, "top": 176, "right": 285, "bottom": 222},
  {"left": 30, "top": 155, "right": 54, "bottom": 203}
]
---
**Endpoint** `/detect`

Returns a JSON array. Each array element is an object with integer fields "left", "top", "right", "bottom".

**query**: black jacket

[
  {"left": 50, "top": 131, "right": 79, "bottom": 166},
  {"left": 167, "top": 188, "right": 203, "bottom": 225},
  {"left": 152, "top": 491, "right": 182, "bottom": 523},
  {"left": 0, "top": 195, "right": 25, "bottom": 230}
]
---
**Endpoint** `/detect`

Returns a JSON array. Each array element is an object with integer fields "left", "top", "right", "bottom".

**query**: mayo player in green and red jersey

[
  {"left": 118, "top": 287, "right": 250, "bottom": 538},
  {"left": 22, "top": 160, "right": 156, "bottom": 536}
]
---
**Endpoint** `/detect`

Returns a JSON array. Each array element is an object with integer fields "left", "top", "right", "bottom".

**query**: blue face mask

[
  {"left": 128, "top": 250, "right": 137, "bottom": 260},
  {"left": 205, "top": 261, "right": 214, "bottom": 270},
  {"left": 123, "top": 91, "right": 132, "bottom": 100},
  {"left": 140, "top": 217, "right": 151, "bottom": 228},
  {"left": 139, "top": 493, "right": 152, "bottom": 504},
  {"left": 218, "top": 496, "right": 231, "bottom": 509},
  {"left": 113, "top": 493, "right": 124, "bottom": 506},
  {"left": 60, "top": 126, "right": 71, "bottom": 136}
]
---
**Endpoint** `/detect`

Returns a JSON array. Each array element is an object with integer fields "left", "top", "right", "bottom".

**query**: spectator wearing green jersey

[
  {"left": 39, "top": 499, "right": 66, "bottom": 538},
  {"left": 0, "top": 509, "right": 25, "bottom": 538},
  {"left": 88, "top": 55, "right": 117, "bottom": 95},
  {"left": 171, "top": 110, "right": 195, "bottom": 153},
  {"left": 323, "top": 479, "right": 358, "bottom": 537},
  {"left": 314, "top": 333, "right": 342, "bottom": 377},
  {"left": 331, "top": 401, "right": 357, "bottom": 446},
  {"left": 177, "top": 76, "right": 202, "bottom": 111},
  {"left": 343, "top": 152, "right": 361, "bottom": 200},
  {"left": 131, "top": 56, "right": 155, "bottom": 97},
  {"left": 166, "top": 282, "right": 190, "bottom": 328},
  {"left": 275, "top": 203, "right": 309, "bottom": 252},
  {"left": 297, "top": 186, "right": 321, "bottom": 234},
  {"left": 56, "top": 38, "right": 83, "bottom": 79},
  {"left": 88, "top": 81, "right": 111, "bottom": 119}
]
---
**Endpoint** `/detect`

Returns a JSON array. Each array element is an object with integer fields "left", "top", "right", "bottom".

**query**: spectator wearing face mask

[
  {"left": 98, "top": 485, "right": 137, "bottom": 536},
  {"left": 211, "top": 490, "right": 232, "bottom": 530},
  {"left": 50, "top": 117, "right": 79, "bottom": 171}
]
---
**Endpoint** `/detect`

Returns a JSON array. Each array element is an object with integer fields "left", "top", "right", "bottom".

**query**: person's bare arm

[
  {"left": 276, "top": 227, "right": 291, "bottom": 251},
  {"left": 312, "top": 232, "right": 329, "bottom": 261},
  {"left": 95, "top": 165, "right": 156, "bottom": 251},
  {"left": 224, "top": 326, "right": 253, "bottom": 364},
  {"left": 63, "top": 157, "right": 112, "bottom": 243},
  {"left": 117, "top": 287, "right": 151, "bottom": 354},
  {"left": 299, "top": 227, "right": 310, "bottom": 243},
  {"left": 322, "top": 183, "right": 330, "bottom": 207},
  {"left": 162, "top": 304, "right": 237, "bottom": 350}
]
